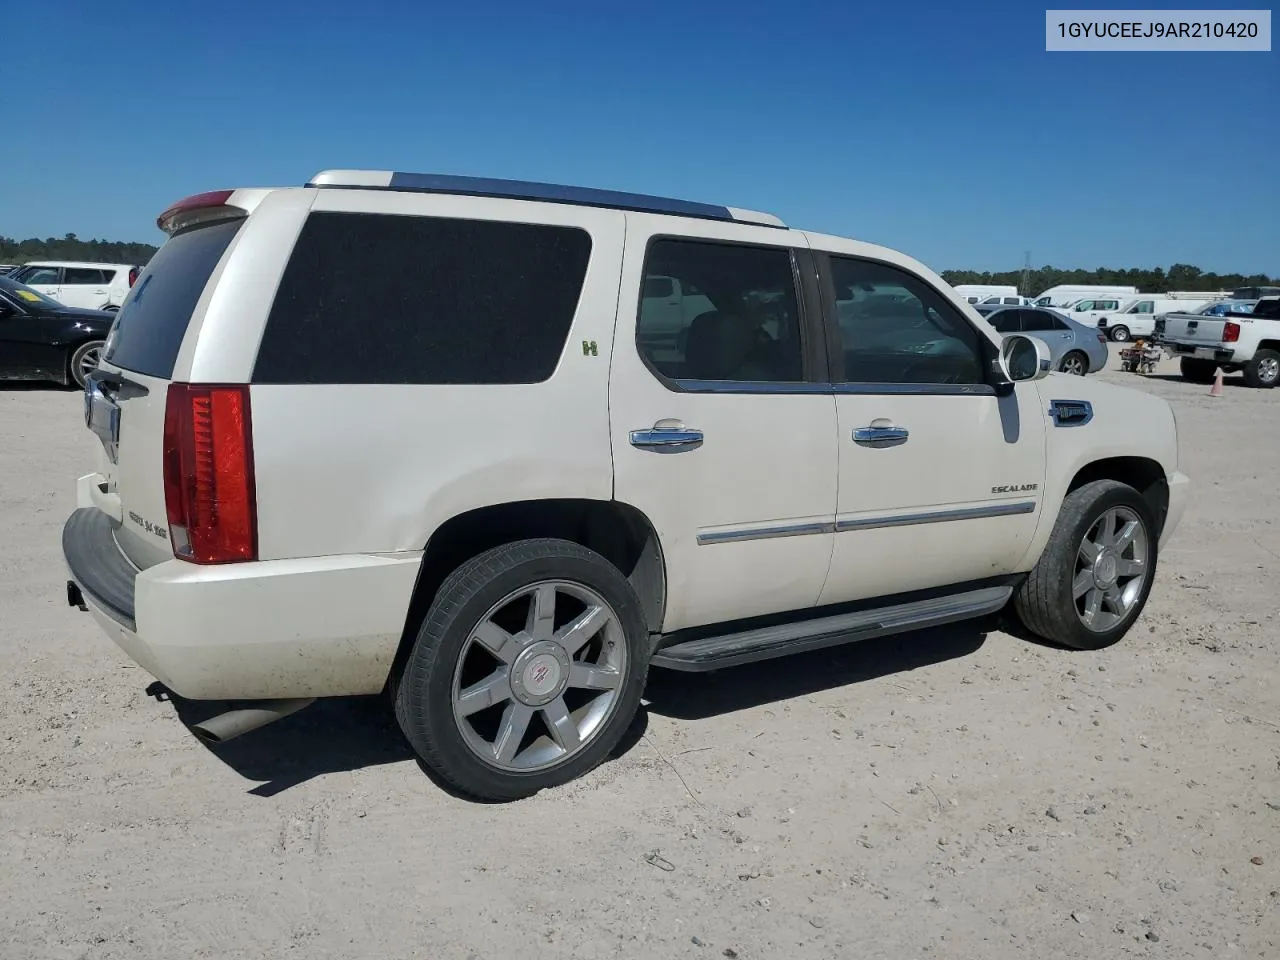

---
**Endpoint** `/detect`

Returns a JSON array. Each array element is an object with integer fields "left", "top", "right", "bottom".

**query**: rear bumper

[
  {"left": 62, "top": 507, "right": 422, "bottom": 700},
  {"left": 1167, "top": 342, "right": 1236, "bottom": 364},
  {"left": 1161, "top": 470, "right": 1191, "bottom": 550}
]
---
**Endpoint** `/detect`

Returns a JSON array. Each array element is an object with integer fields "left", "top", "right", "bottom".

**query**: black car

[{"left": 0, "top": 276, "right": 114, "bottom": 388}]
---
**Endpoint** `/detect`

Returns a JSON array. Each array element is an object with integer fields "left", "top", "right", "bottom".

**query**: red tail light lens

[
  {"left": 128, "top": 267, "right": 139, "bottom": 287},
  {"left": 1223, "top": 321, "right": 1240, "bottom": 343},
  {"left": 162, "top": 384, "right": 257, "bottom": 563}
]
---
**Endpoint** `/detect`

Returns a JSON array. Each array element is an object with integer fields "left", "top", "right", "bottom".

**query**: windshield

[{"left": 0, "top": 275, "right": 61, "bottom": 307}]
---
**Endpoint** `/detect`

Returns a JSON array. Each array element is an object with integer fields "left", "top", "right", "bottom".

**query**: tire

[
  {"left": 1013, "top": 479, "right": 1158, "bottom": 651},
  {"left": 69, "top": 340, "right": 105, "bottom": 389},
  {"left": 1108, "top": 325, "right": 1130, "bottom": 342},
  {"left": 1059, "top": 351, "right": 1088, "bottom": 376},
  {"left": 1179, "top": 357, "right": 1217, "bottom": 384},
  {"left": 394, "top": 539, "right": 650, "bottom": 801},
  {"left": 1242, "top": 348, "right": 1280, "bottom": 389}
]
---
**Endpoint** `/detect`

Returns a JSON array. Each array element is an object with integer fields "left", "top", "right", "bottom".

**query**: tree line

[
  {"left": 0, "top": 234, "right": 160, "bottom": 266},
  {"left": 941, "top": 263, "right": 1276, "bottom": 295},
  {"left": 2, "top": 236, "right": 1274, "bottom": 297}
]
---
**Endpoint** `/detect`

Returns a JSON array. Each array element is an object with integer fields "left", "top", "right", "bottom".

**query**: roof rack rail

[{"left": 306, "top": 170, "right": 786, "bottom": 228}]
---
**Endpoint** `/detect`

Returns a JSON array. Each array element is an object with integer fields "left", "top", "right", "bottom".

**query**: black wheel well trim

[
  {"left": 1256, "top": 340, "right": 1280, "bottom": 354},
  {"left": 387, "top": 498, "right": 668, "bottom": 690},
  {"left": 1067, "top": 456, "right": 1170, "bottom": 539}
]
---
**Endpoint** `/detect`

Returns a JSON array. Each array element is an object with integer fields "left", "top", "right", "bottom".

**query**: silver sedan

[{"left": 977, "top": 305, "right": 1111, "bottom": 375}]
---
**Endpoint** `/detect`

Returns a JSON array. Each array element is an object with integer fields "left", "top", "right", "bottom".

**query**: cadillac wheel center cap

[
  {"left": 1094, "top": 550, "right": 1119, "bottom": 588},
  {"left": 510, "top": 641, "right": 571, "bottom": 706}
]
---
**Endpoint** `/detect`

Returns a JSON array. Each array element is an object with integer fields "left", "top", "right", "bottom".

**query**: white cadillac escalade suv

[{"left": 63, "top": 171, "right": 1190, "bottom": 801}]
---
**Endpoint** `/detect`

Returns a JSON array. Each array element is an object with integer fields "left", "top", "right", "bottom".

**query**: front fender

[{"left": 1016, "top": 377, "right": 1179, "bottom": 568}]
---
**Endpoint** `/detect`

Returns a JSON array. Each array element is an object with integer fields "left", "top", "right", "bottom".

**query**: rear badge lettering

[
  {"left": 128, "top": 511, "right": 168, "bottom": 540},
  {"left": 991, "top": 483, "right": 1039, "bottom": 495}
]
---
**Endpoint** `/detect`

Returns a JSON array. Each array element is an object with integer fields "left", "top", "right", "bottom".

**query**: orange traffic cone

[{"left": 1209, "top": 368, "right": 1224, "bottom": 397}]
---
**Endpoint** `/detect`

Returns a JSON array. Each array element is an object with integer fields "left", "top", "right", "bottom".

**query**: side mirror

[{"left": 999, "top": 334, "right": 1052, "bottom": 382}]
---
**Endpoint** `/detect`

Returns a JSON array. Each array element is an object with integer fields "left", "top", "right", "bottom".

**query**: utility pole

[{"left": 1020, "top": 250, "right": 1032, "bottom": 297}]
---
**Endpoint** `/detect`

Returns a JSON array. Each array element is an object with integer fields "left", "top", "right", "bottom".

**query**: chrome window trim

[
  {"left": 670, "top": 379, "right": 999, "bottom": 396},
  {"left": 831, "top": 381, "right": 996, "bottom": 397}
]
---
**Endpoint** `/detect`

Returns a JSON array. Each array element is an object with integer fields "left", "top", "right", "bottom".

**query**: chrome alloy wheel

[
  {"left": 1258, "top": 355, "right": 1280, "bottom": 385},
  {"left": 78, "top": 344, "right": 102, "bottom": 382},
  {"left": 1061, "top": 353, "right": 1086, "bottom": 376},
  {"left": 451, "top": 580, "right": 628, "bottom": 772},
  {"left": 1073, "top": 506, "right": 1150, "bottom": 633}
]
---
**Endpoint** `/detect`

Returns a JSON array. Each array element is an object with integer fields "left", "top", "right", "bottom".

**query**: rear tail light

[
  {"left": 162, "top": 384, "right": 257, "bottom": 564},
  {"left": 128, "top": 267, "right": 139, "bottom": 287},
  {"left": 1097, "top": 332, "right": 1108, "bottom": 344},
  {"left": 1223, "top": 321, "right": 1241, "bottom": 343}
]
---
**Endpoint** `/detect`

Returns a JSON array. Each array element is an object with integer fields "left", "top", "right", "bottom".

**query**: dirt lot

[{"left": 1, "top": 347, "right": 1276, "bottom": 960}]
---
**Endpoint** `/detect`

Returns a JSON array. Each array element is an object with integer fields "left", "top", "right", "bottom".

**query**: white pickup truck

[{"left": 1162, "top": 296, "right": 1280, "bottom": 388}]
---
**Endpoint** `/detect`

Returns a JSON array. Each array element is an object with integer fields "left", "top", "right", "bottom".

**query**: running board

[{"left": 650, "top": 585, "right": 1012, "bottom": 672}]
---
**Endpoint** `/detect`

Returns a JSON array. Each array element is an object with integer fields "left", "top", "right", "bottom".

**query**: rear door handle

[
  {"left": 853, "top": 425, "right": 909, "bottom": 448},
  {"left": 630, "top": 427, "right": 704, "bottom": 451}
]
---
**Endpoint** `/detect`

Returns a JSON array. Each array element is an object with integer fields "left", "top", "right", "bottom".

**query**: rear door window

[
  {"left": 253, "top": 212, "right": 592, "bottom": 384},
  {"left": 64, "top": 267, "right": 110, "bottom": 285},
  {"left": 103, "top": 218, "right": 243, "bottom": 378}
]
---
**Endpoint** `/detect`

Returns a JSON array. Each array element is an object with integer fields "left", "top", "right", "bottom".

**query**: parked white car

[
  {"left": 1163, "top": 296, "right": 1280, "bottom": 388},
  {"left": 62, "top": 170, "right": 1190, "bottom": 801},
  {"left": 7, "top": 261, "right": 141, "bottom": 311}
]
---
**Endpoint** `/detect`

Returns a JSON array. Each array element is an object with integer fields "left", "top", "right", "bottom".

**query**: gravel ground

[{"left": 1, "top": 346, "right": 1277, "bottom": 960}]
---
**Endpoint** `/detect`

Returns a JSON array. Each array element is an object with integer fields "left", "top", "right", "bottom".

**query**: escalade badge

[{"left": 991, "top": 483, "right": 1039, "bottom": 494}]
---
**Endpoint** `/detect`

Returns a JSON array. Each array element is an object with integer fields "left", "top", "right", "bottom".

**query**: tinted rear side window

[
  {"left": 103, "top": 218, "right": 242, "bottom": 378},
  {"left": 253, "top": 212, "right": 592, "bottom": 384}
]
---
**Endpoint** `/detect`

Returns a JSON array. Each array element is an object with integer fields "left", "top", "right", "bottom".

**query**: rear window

[
  {"left": 252, "top": 211, "right": 592, "bottom": 384},
  {"left": 103, "top": 218, "right": 242, "bottom": 378}
]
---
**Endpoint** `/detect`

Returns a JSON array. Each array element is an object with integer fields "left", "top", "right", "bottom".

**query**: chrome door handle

[
  {"left": 630, "top": 427, "right": 704, "bottom": 451},
  {"left": 853, "top": 425, "right": 909, "bottom": 448}
]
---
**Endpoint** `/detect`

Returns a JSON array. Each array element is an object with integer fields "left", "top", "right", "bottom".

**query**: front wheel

[
  {"left": 1108, "top": 325, "right": 1131, "bottom": 342},
  {"left": 1013, "top": 479, "right": 1158, "bottom": 651},
  {"left": 394, "top": 539, "right": 649, "bottom": 801},
  {"left": 69, "top": 340, "right": 105, "bottom": 389},
  {"left": 1242, "top": 349, "right": 1280, "bottom": 389}
]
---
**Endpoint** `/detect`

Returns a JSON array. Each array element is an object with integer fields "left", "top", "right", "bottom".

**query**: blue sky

[{"left": 1, "top": 0, "right": 1275, "bottom": 274}]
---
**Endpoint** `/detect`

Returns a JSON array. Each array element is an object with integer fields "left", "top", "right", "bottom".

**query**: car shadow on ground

[
  {"left": 643, "top": 618, "right": 994, "bottom": 721},
  {"left": 0, "top": 381, "right": 77, "bottom": 391},
  {"left": 163, "top": 691, "right": 415, "bottom": 798},
  {"left": 1141, "top": 373, "right": 1248, "bottom": 387},
  {"left": 159, "top": 618, "right": 997, "bottom": 800}
]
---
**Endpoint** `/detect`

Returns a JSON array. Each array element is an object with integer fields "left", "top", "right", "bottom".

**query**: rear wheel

[
  {"left": 1179, "top": 357, "right": 1217, "bottom": 384},
  {"left": 1242, "top": 349, "right": 1280, "bottom": 389},
  {"left": 1108, "top": 325, "right": 1131, "bottom": 342},
  {"left": 1059, "top": 351, "right": 1088, "bottom": 376},
  {"left": 394, "top": 539, "right": 649, "bottom": 801},
  {"left": 69, "top": 340, "right": 104, "bottom": 389},
  {"left": 1013, "top": 480, "right": 1157, "bottom": 651}
]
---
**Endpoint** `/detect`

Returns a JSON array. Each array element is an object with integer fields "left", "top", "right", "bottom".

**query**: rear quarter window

[
  {"left": 252, "top": 211, "right": 592, "bottom": 384},
  {"left": 103, "top": 218, "right": 243, "bottom": 378}
]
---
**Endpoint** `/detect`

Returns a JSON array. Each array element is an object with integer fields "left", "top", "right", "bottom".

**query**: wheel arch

[
  {"left": 388, "top": 498, "right": 667, "bottom": 689},
  {"left": 1067, "top": 456, "right": 1169, "bottom": 540}
]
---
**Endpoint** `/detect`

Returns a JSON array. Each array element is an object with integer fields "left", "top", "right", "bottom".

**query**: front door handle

[
  {"left": 630, "top": 426, "right": 704, "bottom": 452},
  {"left": 853, "top": 425, "right": 909, "bottom": 448}
]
